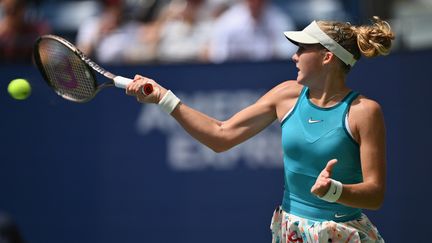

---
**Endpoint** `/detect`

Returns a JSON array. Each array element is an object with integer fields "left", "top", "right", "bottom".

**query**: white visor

[{"left": 284, "top": 21, "right": 356, "bottom": 67}]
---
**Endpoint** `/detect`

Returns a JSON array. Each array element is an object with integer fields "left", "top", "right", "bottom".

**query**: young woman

[{"left": 126, "top": 16, "right": 394, "bottom": 242}]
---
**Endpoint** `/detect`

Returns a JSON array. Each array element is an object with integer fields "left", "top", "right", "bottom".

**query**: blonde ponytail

[{"left": 354, "top": 16, "right": 395, "bottom": 58}]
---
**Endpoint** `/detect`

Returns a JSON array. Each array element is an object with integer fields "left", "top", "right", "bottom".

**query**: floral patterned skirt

[{"left": 270, "top": 206, "right": 384, "bottom": 243}]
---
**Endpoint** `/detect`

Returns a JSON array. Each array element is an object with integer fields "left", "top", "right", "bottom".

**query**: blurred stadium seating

[{"left": 2, "top": 0, "right": 432, "bottom": 62}]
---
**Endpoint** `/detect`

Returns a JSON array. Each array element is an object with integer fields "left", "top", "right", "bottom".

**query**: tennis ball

[{"left": 7, "top": 78, "right": 32, "bottom": 100}]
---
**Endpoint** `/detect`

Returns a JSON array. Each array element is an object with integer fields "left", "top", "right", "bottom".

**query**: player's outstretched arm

[{"left": 126, "top": 75, "right": 279, "bottom": 152}]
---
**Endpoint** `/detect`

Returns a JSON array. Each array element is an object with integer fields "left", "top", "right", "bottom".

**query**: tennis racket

[{"left": 33, "top": 34, "right": 153, "bottom": 103}]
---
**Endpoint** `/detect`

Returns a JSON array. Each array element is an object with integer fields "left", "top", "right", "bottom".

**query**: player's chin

[{"left": 296, "top": 76, "right": 305, "bottom": 84}]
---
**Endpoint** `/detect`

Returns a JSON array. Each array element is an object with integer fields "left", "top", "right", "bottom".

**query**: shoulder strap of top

[
  {"left": 342, "top": 91, "right": 360, "bottom": 145},
  {"left": 299, "top": 86, "right": 308, "bottom": 100},
  {"left": 342, "top": 90, "right": 360, "bottom": 107}
]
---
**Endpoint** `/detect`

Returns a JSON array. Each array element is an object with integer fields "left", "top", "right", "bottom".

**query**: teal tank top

[{"left": 281, "top": 86, "right": 362, "bottom": 222}]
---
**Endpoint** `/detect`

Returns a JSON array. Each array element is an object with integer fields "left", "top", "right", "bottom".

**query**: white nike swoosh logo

[
  {"left": 334, "top": 213, "right": 347, "bottom": 218},
  {"left": 308, "top": 118, "right": 323, "bottom": 124}
]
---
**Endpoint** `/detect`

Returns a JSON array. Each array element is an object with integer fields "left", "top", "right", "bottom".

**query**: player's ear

[{"left": 322, "top": 51, "right": 334, "bottom": 65}]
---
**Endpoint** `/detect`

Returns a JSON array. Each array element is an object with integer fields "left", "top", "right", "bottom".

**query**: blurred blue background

[{"left": 2, "top": 0, "right": 432, "bottom": 243}]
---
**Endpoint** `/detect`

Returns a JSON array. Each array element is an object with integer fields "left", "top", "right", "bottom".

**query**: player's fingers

[
  {"left": 128, "top": 82, "right": 139, "bottom": 94},
  {"left": 311, "top": 178, "right": 332, "bottom": 196},
  {"left": 125, "top": 82, "right": 136, "bottom": 96},
  {"left": 132, "top": 76, "right": 154, "bottom": 93},
  {"left": 135, "top": 78, "right": 149, "bottom": 93},
  {"left": 320, "top": 170, "right": 330, "bottom": 178},
  {"left": 136, "top": 85, "right": 160, "bottom": 104},
  {"left": 310, "top": 184, "right": 317, "bottom": 193},
  {"left": 134, "top": 74, "right": 144, "bottom": 81},
  {"left": 126, "top": 76, "right": 144, "bottom": 94},
  {"left": 140, "top": 81, "right": 152, "bottom": 95},
  {"left": 125, "top": 87, "right": 132, "bottom": 95},
  {"left": 324, "top": 159, "right": 338, "bottom": 173}
]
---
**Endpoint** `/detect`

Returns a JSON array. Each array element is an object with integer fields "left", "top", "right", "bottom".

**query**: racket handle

[
  {"left": 114, "top": 76, "right": 153, "bottom": 95},
  {"left": 113, "top": 76, "right": 133, "bottom": 89}
]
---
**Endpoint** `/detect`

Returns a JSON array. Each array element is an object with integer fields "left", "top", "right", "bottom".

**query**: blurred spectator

[
  {"left": 75, "top": 0, "right": 128, "bottom": 64},
  {"left": 155, "top": 0, "right": 226, "bottom": 63},
  {"left": 280, "top": 0, "right": 350, "bottom": 28},
  {"left": 0, "top": 0, "right": 50, "bottom": 64},
  {"left": 75, "top": 0, "right": 161, "bottom": 64},
  {"left": 0, "top": 212, "right": 25, "bottom": 243},
  {"left": 207, "top": 0, "right": 296, "bottom": 63}
]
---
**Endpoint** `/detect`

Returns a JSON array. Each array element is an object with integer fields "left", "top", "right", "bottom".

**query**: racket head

[{"left": 33, "top": 35, "right": 99, "bottom": 103}]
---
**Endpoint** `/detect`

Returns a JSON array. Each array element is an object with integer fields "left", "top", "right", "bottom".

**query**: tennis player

[{"left": 126, "top": 16, "right": 394, "bottom": 242}]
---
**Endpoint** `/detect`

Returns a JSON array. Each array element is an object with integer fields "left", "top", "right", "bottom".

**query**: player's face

[{"left": 291, "top": 44, "right": 326, "bottom": 86}]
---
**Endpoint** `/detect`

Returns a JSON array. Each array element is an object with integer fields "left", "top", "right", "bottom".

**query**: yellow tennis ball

[{"left": 7, "top": 78, "right": 32, "bottom": 100}]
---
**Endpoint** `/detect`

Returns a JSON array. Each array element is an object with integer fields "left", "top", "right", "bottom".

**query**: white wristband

[
  {"left": 319, "top": 179, "right": 343, "bottom": 203},
  {"left": 158, "top": 90, "right": 180, "bottom": 114}
]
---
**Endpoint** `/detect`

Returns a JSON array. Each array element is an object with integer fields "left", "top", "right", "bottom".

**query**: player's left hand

[{"left": 310, "top": 159, "right": 338, "bottom": 197}]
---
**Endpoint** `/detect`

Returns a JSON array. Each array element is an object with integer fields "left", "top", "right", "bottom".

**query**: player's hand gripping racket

[{"left": 33, "top": 34, "right": 153, "bottom": 103}]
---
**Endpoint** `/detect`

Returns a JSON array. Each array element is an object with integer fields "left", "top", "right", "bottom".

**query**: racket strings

[{"left": 38, "top": 39, "right": 97, "bottom": 102}]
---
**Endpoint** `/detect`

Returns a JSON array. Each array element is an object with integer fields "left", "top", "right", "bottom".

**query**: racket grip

[
  {"left": 113, "top": 76, "right": 133, "bottom": 89},
  {"left": 114, "top": 76, "right": 153, "bottom": 95}
]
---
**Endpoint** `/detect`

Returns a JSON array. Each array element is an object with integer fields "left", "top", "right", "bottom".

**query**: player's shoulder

[
  {"left": 352, "top": 95, "right": 382, "bottom": 112},
  {"left": 257, "top": 80, "right": 302, "bottom": 106},
  {"left": 271, "top": 80, "right": 303, "bottom": 98},
  {"left": 350, "top": 95, "right": 384, "bottom": 122}
]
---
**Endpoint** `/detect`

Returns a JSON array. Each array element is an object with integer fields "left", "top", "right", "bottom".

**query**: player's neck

[{"left": 308, "top": 76, "right": 349, "bottom": 107}]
